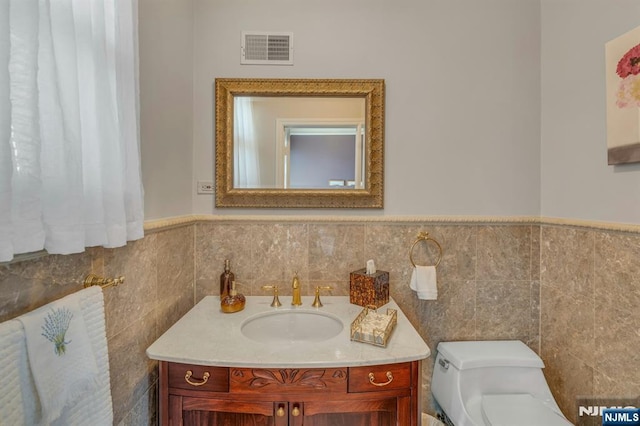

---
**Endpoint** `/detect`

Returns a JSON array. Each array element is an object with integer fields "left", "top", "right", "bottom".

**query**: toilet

[{"left": 431, "top": 340, "right": 573, "bottom": 426}]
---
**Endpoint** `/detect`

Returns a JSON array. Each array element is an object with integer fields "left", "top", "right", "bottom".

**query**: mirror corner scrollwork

[{"left": 214, "top": 78, "right": 384, "bottom": 209}]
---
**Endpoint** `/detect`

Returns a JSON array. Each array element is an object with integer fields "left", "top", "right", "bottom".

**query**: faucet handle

[
  {"left": 261, "top": 285, "right": 282, "bottom": 308},
  {"left": 311, "top": 286, "right": 333, "bottom": 308}
]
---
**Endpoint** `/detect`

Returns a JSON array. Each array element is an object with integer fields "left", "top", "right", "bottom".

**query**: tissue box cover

[{"left": 349, "top": 268, "right": 389, "bottom": 308}]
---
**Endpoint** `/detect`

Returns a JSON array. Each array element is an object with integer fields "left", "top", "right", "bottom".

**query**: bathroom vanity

[{"left": 147, "top": 296, "right": 430, "bottom": 426}]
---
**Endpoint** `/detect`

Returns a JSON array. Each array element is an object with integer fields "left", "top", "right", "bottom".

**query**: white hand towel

[
  {"left": 0, "top": 318, "right": 34, "bottom": 425},
  {"left": 18, "top": 289, "right": 99, "bottom": 425},
  {"left": 410, "top": 265, "right": 438, "bottom": 300}
]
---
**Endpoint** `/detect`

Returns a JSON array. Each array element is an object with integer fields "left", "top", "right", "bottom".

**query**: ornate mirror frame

[{"left": 215, "top": 78, "right": 384, "bottom": 208}]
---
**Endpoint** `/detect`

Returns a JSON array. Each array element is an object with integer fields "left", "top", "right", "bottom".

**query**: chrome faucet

[{"left": 291, "top": 272, "right": 302, "bottom": 306}]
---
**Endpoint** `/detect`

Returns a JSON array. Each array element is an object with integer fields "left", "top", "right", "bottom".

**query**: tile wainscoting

[
  {"left": 540, "top": 224, "right": 640, "bottom": 423},
  {"left": 1, "top": 216, "right": 638, "bottom": 424},
  {"left": 0, "top": 225, "right": 195, "bottom": 425}
]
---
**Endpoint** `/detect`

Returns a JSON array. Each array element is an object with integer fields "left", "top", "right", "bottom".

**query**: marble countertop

[{"left": 146, "top": 296, "right": 430, "bottom": 368}]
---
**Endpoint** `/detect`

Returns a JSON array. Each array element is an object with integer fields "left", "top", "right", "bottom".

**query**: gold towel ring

[{"left": 409, "top": 232, "right": 443, "bottom": 268}]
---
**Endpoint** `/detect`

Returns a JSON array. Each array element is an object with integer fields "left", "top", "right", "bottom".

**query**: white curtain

[
  {"left": 0, "top": 0, "right": 144, "bottom": 263},
  {"left": 233, "top": 96, "right": 260, "bottom": 188}
]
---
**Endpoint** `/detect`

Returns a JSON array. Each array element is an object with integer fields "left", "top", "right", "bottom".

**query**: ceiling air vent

[{"left": 241, "top": 32, "right": 293, "bottom": 65}]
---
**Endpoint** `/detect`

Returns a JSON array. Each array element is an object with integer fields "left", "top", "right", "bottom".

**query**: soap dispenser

[
  {"left": 220, "top": 259, "right": 235, "bottom": 298},
  {"left": 221, "top": 281, "right": 246, "bottom": 313}
]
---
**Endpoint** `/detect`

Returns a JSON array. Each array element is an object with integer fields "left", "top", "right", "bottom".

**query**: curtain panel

[
  {"left": 0, "top": 0, "right": 144, "bottom": 262},
  {"left": 233, "top": 96, "right": 260, "bottom": 188}
]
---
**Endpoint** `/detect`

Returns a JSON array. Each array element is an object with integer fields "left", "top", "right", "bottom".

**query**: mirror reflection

[
  {"left": 234, "top": 96, "right": 365, "bottom": 189},
  {"left": 215, "top": 78, "right": 384, "bottom": 208}
]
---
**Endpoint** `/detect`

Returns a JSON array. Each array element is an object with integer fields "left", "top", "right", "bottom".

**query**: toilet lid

[{"left": 481, "top": 394, "right": 573, "bottom": 426}]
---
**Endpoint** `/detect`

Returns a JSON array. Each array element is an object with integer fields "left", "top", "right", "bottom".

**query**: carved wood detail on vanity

[
  {"left": 230, "top": 367, "right": 348, "bottom": 393},
  {"left": 160, "top": 360, "right": 421, "bottom": 426}
]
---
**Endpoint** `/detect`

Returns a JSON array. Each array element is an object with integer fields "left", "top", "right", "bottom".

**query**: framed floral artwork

[{"left": 606, "top": 25, "right": 640, "bottom": 165}]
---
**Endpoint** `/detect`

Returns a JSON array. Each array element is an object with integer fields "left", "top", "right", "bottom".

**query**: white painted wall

[
  {"left": 139, "top": 1, "right": 640, "bottom": 224},
  {"left": 139, "top": 0, "right": 194, "bottom": 220},
  {"left": 190, "top": 0, "right": 542, "bottom": 216},
  {"left": 541, "top": 0, "right": 640, "bottom": 224}
]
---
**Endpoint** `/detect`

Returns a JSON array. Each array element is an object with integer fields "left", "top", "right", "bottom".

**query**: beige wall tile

[
  {"left": 537, "top": 225, "right": 640, "bottom": 425},
  {"left": 364, "top": 224, "right": 426, "bottom": 284},
  {"left": 251, "top": 223, "right": 309, "bottom": 291},
  {"left": 103, "top": 235, "right": 158, "bottom": 340},
  {"left": 365, "top": 224, "right": 476, "bottom": 285},
  {"left": 108, "top": 309, "right": 158, "bottom": 424},
  {"left": 594, "top": 305, "right": 640, "bottom": 397},
  {"left": 595, "top": 231, "right": 640, "bottom": 318},
  {"left": 118, "top": 382, "right": 158, "bottom": 426},
  {"left": 0, "top": 251, "right": 92, "bottom": 322},
  {"left": 156, "top": 227, "right": 195, "bottom": 333},
  {"left": 541, "top": 345, "right": 594, "bottom": 424},
  {"left": 195, "top": 222, "right": 255, "bottom": 285},
  {"left": 417, "top": 280, "right": 476, "bottom": 347},
  {"left": 531, "top": 225, "right": 541, "bottom": 281},
  {"left": 592, "top": 231, "right": 640, "bottom": 399},
  {"left": 195, "top": 278, "right": 218, "bottom": 302},
  {"left": 540, "top": 226, "right": 594, "bottom": 296},
  {"left": 309, "top": 224, "right": 365, "bottom": 281},
  {"left": 477, "top": 225, "right": 532, "bottom": 280},
  {"left": 476, "top": 280, "right": 533, "bottom": 341},
  {"left": 157, "top": 226, "right": 194, "bottom": 291},
  {"left": 528, "top": 280, "right": 540, "bottom": 353},
  {"left": 541, "top": 282, "right": 595, "bottom": 368}
]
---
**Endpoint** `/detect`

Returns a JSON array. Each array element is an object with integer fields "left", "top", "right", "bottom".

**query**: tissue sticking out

[{"left": 366, "top": 259, "right": 376, "bottom": 274}]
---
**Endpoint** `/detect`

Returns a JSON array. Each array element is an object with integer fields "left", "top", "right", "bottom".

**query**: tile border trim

[{"left": 143, "top": 214, "right": 640, "bottom": 234}]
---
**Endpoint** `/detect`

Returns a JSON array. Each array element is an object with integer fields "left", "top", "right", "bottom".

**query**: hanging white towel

[
  {"left": 0, "top": 318, "right": 36, "bottom": 425},
  {"left": 56, "top": 285, "right": 113, "bottom": 426},
  {"left": 17, "top": 287, "right": 101, "bottom": 425},
  {"left": 0, "top": 286, "right": 112, "bottom": 426},
  {"left": 410, "top": 265, "right": 438, "bottom": 300}
]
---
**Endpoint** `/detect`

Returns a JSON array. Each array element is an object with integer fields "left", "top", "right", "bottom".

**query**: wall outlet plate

[{"left": 197, "top": 181, "right": 214, "bottom": 194}]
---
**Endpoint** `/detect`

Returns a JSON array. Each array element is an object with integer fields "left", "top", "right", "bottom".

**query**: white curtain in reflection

[
  {"left": 0, "top": 0, "right": 144, "bottom": 262},
  {"left": 234, "top": 97, "right": 260, "bottom": 188}
]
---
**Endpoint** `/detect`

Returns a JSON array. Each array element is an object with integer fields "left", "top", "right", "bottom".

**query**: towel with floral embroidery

[{"left": 17, "top": 290, "right": 99, "bottom": 424}]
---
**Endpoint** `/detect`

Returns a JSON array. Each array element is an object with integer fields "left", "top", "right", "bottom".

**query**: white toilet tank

[{"left": 431, "top": 340, "right": 572, "bottom": 426}]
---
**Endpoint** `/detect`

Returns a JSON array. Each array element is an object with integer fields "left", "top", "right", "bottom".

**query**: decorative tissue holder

[
  {"left": 350, "top": 306, "right": 397, "bottom": 347},
  {"left": 349, "top": 268, "right": 389, "bottom": 308}
]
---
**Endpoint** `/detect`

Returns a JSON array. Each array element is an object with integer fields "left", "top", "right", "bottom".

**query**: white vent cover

[{"left": 241, "top": 32, "right": 293, "bottom": 65}]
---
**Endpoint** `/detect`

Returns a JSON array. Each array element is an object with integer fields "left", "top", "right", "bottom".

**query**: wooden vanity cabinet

[{"left": 159, "top": 360, "right": 422, "bottom": 426}]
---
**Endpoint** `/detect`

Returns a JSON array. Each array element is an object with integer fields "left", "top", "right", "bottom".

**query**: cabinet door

[
  {"left": 171, "top": 395, "right": 288, "bottom": 426},
  {"left": 301, "top": 397, "right": 398, "bottom": 426}
]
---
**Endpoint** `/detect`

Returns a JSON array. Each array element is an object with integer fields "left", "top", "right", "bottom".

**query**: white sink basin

[{"left": 241, "top": 310, "right": 344, "bottom": 344}]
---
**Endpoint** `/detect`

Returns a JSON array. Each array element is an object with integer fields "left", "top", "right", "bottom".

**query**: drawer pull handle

[
  {"left": 368, "top": 371, "right": 393, "bottom": 387},
  {"left": 292, "top": 405, "right": 301, "bottom": 417},
  {"left": 184, "top": 370, "right": 210, "bottom": 387},
  {"left": 276, "top": 406, "right": 285, "bottom": 417}
]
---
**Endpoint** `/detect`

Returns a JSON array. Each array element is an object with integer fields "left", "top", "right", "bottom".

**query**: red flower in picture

[{"left": 616, "top": 43, "right": 640, "bottom": 78}]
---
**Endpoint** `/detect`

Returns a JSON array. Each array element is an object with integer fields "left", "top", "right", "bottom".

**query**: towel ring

[{"left": 409, "top": 232, "right": 443, "bottom": 268}]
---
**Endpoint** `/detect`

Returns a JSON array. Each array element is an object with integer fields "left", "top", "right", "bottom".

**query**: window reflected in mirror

[{"left": 233, "top": 96, "right": 365, "bottom": 190}]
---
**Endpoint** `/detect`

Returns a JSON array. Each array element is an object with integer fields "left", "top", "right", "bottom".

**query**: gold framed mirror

[{"left": 215, "top": 78, "right": 384, "bottom": 208}]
